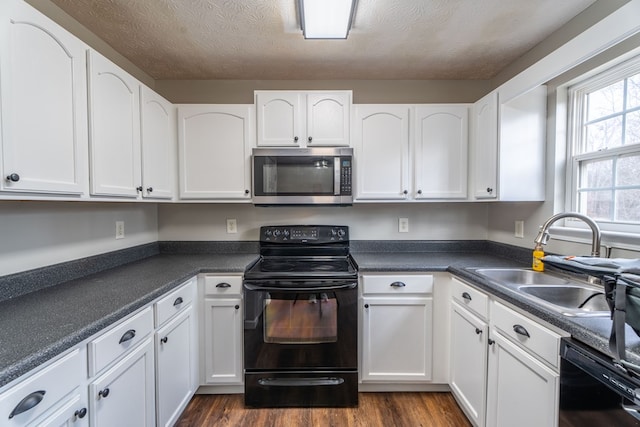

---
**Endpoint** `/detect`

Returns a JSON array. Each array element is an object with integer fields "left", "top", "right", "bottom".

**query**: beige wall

[{"left": 154, "top": 79, "right": 491, "bottom": 104}]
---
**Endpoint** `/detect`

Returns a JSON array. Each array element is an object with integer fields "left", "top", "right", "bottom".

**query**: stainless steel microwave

[{"left": 252, "top": 147, "right": 353, "bottom": 206}]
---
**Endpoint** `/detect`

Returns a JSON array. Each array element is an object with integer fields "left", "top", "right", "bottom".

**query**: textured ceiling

[{"left": 49, "top": 0, "right": 598, "bottom": 80}]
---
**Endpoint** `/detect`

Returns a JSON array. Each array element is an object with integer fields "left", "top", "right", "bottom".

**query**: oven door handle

[{"left": 243, "top": 282, "right": 357, "bottom": 292}]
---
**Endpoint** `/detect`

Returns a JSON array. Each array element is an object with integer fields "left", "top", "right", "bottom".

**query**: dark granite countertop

[
  {"left": 1, "top": 240, "right": 637, "bottom": 390},
  {"left": 352, "top": 247, "right": 640, "bottom": 367},
  {"left": 0, "top": 251, "right": 258, "bottom": 388}
]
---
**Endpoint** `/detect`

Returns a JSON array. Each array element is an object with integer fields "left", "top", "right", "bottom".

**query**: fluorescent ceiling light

[{"left": 299, "top": 0, "right": 356, "bottom": 39}]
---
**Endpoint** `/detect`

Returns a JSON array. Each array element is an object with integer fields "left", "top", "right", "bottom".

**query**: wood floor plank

[{"left": 175, "top": 392, "right": 472, "bottom": 427}]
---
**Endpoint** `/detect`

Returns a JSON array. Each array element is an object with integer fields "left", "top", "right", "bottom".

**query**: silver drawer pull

[
  {"left": 513, "top": 324, "right": 530, "bottom": 338},
  {"left": 390, "top": 281, "right": 406, "bottom": 288},
  {"left": 119, "top": 329, "right": 136, "bottom": 344}
]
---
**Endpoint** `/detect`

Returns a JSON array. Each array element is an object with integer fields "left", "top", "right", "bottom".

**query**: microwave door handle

[{"left": 334, "top": 157, "right": 340, "bottom": 195}]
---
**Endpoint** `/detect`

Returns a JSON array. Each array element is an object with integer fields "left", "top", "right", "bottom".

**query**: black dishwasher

[{"left": 560, "top": 338, "right": 640, "bottom": 426}]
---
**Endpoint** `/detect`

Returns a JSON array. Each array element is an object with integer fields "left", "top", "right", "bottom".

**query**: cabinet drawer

[
  {"left": 203, "top": 275, "right": 243, "bottom": 296},
  {"left": 362, "top": 275, "right": 433, "bottom": 295},
  {"left": 88, "top": 307, "right": 153, "bottom": 376},
  {"left": 155, "top": 277, "right": 196, "bottom": 327},
  {"left": 491, "top": 301, "right": 562, "bottom": 368},
  {"left": 0, "top": 348, "right": 82, "bottom": 426},
  {"left": 451, "top": 277, "right": 489, "bottom": 319}
]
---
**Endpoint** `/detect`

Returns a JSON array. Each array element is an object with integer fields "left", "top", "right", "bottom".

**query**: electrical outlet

[
  {"left": 226, "top": 218, "right": 237, "bottom": 234},
  {"left": 514, "top": 220, "right": 524, "bottom": 238},
  {"left": 398, "top": 218, "right": 409, "bottom": 233},
  {"left": 115, "top": 221, "right": 125, "bottom": 239}
]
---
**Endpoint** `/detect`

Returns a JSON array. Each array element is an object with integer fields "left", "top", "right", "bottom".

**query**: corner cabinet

[
  {"left": 199, "top": 275, "right": 244, "bottom": 390},
  {"left": 0, "top": 0, "right": 88, "bottom": 196},
  {"left": 360, "top": 274, "right": 433, "bottom": 383},
  {"left": 87, "top": 50, "right": 141, "bottom": 198},
  {"left": 470, "top": 86, "right": 547, "bottom": 201},
  {"left": 255, "top": 91, "right": 351, "bottom": 147},
  {"left": 177, "top": 105, "right": 254, "bottom": 201}
]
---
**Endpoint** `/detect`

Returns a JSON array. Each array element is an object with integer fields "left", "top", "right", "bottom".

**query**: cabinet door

[
  {"left": 353, "top": 105, "right": 410, "bottom": 200},
  {"left": 88, "top": 50, "right": 141, "bottom": 198},
  {"left": 414, "top": 105, "right": 469, "bottom": 199},
  {"left": 450, "top": 302, "right": 488, "bottom": 427},
  {"left": 306, "top": 92, "right": 350, "bottom": 146},
  {"left": 361, "top": 297, "right": 433, "bottom": 382},
  {"left": 140, "top": 86, "right": 174, "bottom": 200},
  {"left": 202, "top": 298, "right": 243, "bottom": 384},
  {"left": 471, "top": 91, "right": 498, "bottom": 199},
  {"left": 89, "top": 338, "right": 155, "bottom": 427},
  {"left": 0, "top": 0, "right": 87, "bottom": 195},
  {"left": 155, "top": 308, "right": 196, "bottom": 427},
  {"left": 498, "top": 86, "right": 546, "bottom": 201},
  {"left": 255, "top": 92, "right": 302, "bottom": 146},
  {"left": 178, "top": 105, "right": 253, "bottom": 200},
  {"left": 486, "top": 332, "right": 558, "bottom": 427}
]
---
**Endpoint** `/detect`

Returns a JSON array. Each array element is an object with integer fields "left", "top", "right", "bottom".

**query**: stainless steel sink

[{"left": 471, "top": 268, "right": 611, "bottom": 317}]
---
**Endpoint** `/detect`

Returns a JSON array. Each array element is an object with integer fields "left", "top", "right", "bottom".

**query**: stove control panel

[{"left": 261, "top": 225, "right": 348, "bottom": 243}]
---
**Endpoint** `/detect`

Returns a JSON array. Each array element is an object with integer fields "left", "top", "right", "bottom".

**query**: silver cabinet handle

[
  {"left": 216, "top": 282, "right": 231, "bottom": 288},
  {"left": 390, "top": 281, "right": 406, "bottom": 288}
]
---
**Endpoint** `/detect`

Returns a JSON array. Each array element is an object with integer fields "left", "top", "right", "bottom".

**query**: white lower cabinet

[
  {"left": 450, "top": 277, "right": 564, "bottom": 427},
  {"left": 486, "top": 331, "right": 559, "bottom": 427},
  {"left": 200, "top": 275, "right": 244, "bottom": 387},
  {"left": 154, "top": 278, "right": 197, "bottom": 427},
  {"left": 0, "top": 349, "right": 86, "bottom": 427},
  {"left": 360, "top": 274, "right": 433, "bottom": 383},
  {"left": 89, "top": 337, "right": 155, "bottom": 427},
  {"left": 450, "top": 302, "right": 488, "bottom": 427}
]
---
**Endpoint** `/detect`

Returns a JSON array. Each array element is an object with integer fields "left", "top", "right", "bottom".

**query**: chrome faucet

[{"left": 534, "top": 212, "right": 602, "bottom": 257}]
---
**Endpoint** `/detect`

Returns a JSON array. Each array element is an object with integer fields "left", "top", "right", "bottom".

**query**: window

[{"left": 568, "top": 55, "right": 640, "bottom": 232}]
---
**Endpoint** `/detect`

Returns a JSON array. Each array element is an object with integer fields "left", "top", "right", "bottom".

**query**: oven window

[{"left": 264, "top": 293, "right": 337, "bottom": 344}]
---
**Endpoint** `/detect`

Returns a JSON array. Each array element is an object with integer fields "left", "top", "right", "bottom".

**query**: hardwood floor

[{"left": 175, "top": 392, "right": 472, "bottom": 427}]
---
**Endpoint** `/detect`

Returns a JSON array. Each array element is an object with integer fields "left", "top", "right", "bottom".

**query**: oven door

[{"left": 243, "top": 281, "right": 358, "bottom": 371}]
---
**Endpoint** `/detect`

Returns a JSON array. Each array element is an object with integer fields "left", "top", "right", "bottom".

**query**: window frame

[{"left": 566, "top": 53, "right": 640, "bottom": 235}]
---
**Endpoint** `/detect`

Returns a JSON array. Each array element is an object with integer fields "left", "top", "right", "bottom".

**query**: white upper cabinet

[
  {"left": 255, "top": 91, "right": 351, "bottom": 147},
  {"left": 177, "top": 105, "right": 254, "bottom": 200},
  {"left": 140, "top": 86, "right": 175, "bottom": 200},
  {"left": 0, "top": 0, "right": 88, "bottom": 195},
  {"left": 353, "top": 105, "right": 410, "bottom": 200},
  {"left": 88, "top": 50, "right": 141, "bottom": 198},
  {"left": 413, "top": 105, "right": 469, "bottom": 199},
  {"left": 471, "top": 91, "right": 498, "bottom": 199},
  {"left": 354, "top": 104, "right": 468, "bottom": 202},
  {"left": 470, "top": 87, "right": 546, "bottom": 201}
]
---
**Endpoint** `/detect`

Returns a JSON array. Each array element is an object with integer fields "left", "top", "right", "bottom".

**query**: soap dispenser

[{"left": 532, "top": 243, "right": 545, "bottom": 272}]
